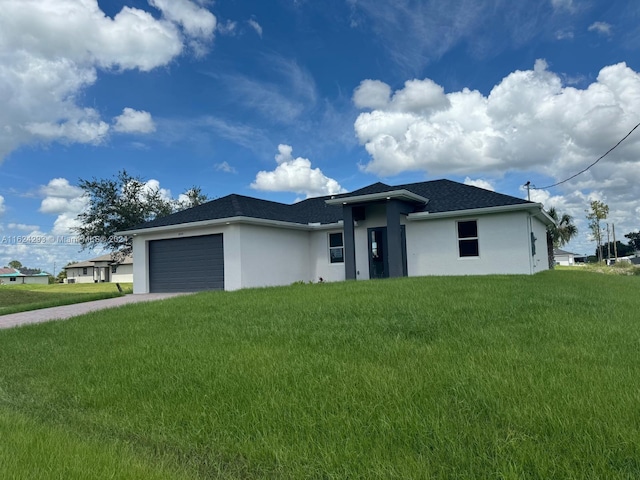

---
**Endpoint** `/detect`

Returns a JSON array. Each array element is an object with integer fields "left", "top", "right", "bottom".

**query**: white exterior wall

[
  {"left": 24, "top": 276, "right": 49, "bottom": 285},
  {"left": 111, "top": 264, "right": 133, "bottom": 283},
  {"left": 309, "top": 229, "right": 346, "bottom": 283},
  {"left": 237, "top": 224, "right": 311, "bottom": 288},
  {"left": 530, "top": 215, "right": 550, "bottom": 272},
  {"left": 406, "top": 211, "right": 546, "bottom": 276},
  {"left": 65, "top": 267, "right": 96, "bottom": 283}
]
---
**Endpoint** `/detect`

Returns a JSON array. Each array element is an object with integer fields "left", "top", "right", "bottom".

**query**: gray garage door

[{"left": 149, "top": 234, "right": 224, "bottom": 292}]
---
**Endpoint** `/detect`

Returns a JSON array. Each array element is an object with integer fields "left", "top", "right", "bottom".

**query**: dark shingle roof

[{"left": 125, "top": 179, "right": 534, "bottom": 232}]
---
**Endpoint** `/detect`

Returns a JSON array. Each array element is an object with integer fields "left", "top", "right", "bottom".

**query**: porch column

[
  {"left": 343, "top": 205, "right": 357, "bottom": 280},
  {"left": 386, "top": 200, "right": 404, "bottom": 278}
]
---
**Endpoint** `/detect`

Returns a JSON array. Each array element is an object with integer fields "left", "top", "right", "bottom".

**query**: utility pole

[
  {"left": 612, "top": 224, "right": 618, "bottom": 262},
  {"left": 606, "top": 223, "right": 611, "bottom": 264}
]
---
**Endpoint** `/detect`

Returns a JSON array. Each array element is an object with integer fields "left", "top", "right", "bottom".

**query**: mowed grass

[
  {"left": 0, "top": 271, "right": 639, "bottom": 478},
  {"left": 0, "top": 282, "right": 133, "bottom": 315}
]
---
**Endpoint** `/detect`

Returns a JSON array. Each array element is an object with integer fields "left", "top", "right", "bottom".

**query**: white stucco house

[
  {"left": 0, "top": 268, "right": 50, "bottom": 285},
  {"left": 64, "top": 254, "right": 133, "bottom": 284},
  {"left": 117, "top": 179, "right": 554, "bottom": 294},
  {"left": 553, "top": 248, "right": 576, "bottom": 266}
]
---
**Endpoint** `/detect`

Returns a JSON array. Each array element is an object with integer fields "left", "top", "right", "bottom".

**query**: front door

[{"left": 368, "top": 227, "right": 388, "bottom": 279}]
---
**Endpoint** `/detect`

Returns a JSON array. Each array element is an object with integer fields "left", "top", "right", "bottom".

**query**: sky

[{"left": 1, "top": 0, "right": 639, "bottom": 274}]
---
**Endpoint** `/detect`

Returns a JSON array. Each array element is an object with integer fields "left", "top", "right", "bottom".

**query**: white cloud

[
  {"left": 215, "top": 161, "right": 237, "bottom": 173},
  {"left": 149, "top": 0, "right": 216, "bottom": 39},
  {"left": 0, "top": 0, "right": 217, "bottom": 162},
  {"left": 251, "top": 144, "right": 346, "bottom": 198},
  {"left": 37, "top": 178, "right": 88, "bottom": 236},
  {"left": 0, "top": 195, "right": 5, "bottom": 215},
  {"left": 463, "top": 177, "right": 495, "bottom": 191},
  {"left": 353, "top": 60, "right": 640, "bottom": 254},
  {"left": 248, "top": 19, "right": 263, "bottom": 37},
  {"left": 588, "top": 21, "right": 612, "bottom": 37},
  {"left": 216, "top": 20, "right": 238, "bottom": 36},
  {"left": 113, "top": 108, "right": 156, "bottom": 134}
]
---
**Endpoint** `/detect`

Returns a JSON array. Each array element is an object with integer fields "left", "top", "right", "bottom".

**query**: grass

[
  {"left": 0, "top": 270, "right": 639, "bottom": 478},
  {"left": 0, "top": 282, "right": 133, "bottom": 315}
]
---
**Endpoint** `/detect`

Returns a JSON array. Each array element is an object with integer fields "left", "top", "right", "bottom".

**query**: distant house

[
  {"left": 117, "top": 179, "right": 554, "bottom": 294},
  {"left": 553, "top": 248, "right": 578, "bottom": 266},
  {"left": 64, "top": 254, "right": 133, "bottom": 284},
  {"left": 0, "top": 267, "right": 49, "bottom": 285}
]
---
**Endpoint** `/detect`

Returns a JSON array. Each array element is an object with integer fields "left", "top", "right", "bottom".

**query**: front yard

[{"left": 0, "top": 271, "right": 638, "bottom": 478}]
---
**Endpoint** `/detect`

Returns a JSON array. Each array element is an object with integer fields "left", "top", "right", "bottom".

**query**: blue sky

[{"left": 1, "top": 0, "right": 639, "bottom": 273}]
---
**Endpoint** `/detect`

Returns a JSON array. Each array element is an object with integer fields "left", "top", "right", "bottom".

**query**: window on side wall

[
  {"left": 329, "top": 232, "right": 344, "bottom": 263},
  {"left": 82, "top": 267, "right": 87, "bottom": 275},
  {"left": 457, "top": 220, "right": 479, "bottom": 257}
]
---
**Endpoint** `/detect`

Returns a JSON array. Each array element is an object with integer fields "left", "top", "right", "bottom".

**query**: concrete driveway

[{"left": 0, "top": 293, "right": 188, "bottom": 330}]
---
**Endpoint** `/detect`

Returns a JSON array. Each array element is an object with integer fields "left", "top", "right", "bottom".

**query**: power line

[{"left": 531, "top": 120, "right": 640, "bottom": 190}]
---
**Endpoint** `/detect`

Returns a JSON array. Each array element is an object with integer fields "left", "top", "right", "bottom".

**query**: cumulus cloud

[
  {"left": 0, "top": 0, "right": 217, "bottom": 162},
  {"left": 38, "top": 178, "right": 88, "bottom": 236},
  {"left": 353, "top": 60, "right": 640, "bottom": 253},
  {"left": 113, "top": 108, "right": 156, "bottom": 134},
  {"left": 251, "top": 144, "right": 346, "bottom": 198},
  {"left": 588, "top": 21, "right": 612, "bottom": 37},
  {"left": 463, "top": 177, "right": 495, "bottom": 191}
]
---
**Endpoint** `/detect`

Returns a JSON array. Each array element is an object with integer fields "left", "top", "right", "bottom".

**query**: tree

[
  {"left": 586, "top": 200, "right": 609, "bottom": 263},
  {"left": 597, "top": 241, "right": 634, "bottom": 258},
  {"left": 8, "top": 260, "right": 22, "bottom": 269},
  {"left": 74, "top": 170, "right": 208, "bottom": 258},
  {"left": 546, "top": 207, "right": 578, "bottom": 248},
  {"left": 625, "top": 231, "right": 640, "bottom": 252}
]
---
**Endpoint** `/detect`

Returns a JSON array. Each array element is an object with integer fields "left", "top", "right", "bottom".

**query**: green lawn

[
  {"left": 0, "top": 282, "right": 133, "bottom": 315},
  {"left": 0, "top": 271, "right": 638, "bottom": 478}
]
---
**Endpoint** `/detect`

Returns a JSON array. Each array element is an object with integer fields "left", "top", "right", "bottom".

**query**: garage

[{"left": 148, "top": 234, "right": 224, "bottom": 292}]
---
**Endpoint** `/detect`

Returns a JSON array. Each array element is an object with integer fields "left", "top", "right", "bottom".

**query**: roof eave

[
  {"left": 325, "top": 189, "right": 429, "bottom": 206},
  {"left": 116, "top": 216, "right": 343, "bottom": 236},
  {"left": 407, "top": 202, "right": 546, "bottom": 221}
]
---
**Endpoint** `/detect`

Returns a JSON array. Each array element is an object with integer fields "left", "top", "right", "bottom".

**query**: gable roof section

[
  {"left": 0, "top": 267, "right": 23, "bottom": 277},
  {"left": 120, "top": 179, "right": 538, "bottom": 233}
]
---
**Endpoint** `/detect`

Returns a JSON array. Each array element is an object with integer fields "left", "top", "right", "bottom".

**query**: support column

[
  {"left": 386, "top": 200, "right": 404, "bottom": 278},
  {"left": 343, "top": 205, "right": 357, "bottom": 280}
]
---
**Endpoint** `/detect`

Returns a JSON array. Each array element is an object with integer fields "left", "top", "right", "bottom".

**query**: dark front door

[{"left": 368, "top": 227, "right": 388, "bottom": 279}]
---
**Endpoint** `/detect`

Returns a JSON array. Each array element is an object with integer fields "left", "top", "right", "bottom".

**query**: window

[
  {"left": 82, "top": 267, "right": 87, "bottom": 275},
  {"left": 457, "top": 220, "right": 479, "bottom": 257},
  {"left": 329, "top": 232, "right": 344, "bottom": 263},
  {"left": 10, "top": 277, "right": 16, "bottom": 282}
]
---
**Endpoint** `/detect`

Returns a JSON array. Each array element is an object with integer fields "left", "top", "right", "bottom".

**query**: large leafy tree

[
  {"left": 625, "top": 232, "right": 640, "bottom": 252},
  {"left": 547, "top": 207, "right": 578, "bottom": 248},
  {"left": 586, "top": 200, "right": 609, "bottom": 263},
  {"left": 74, "top": 170, "right": 208, "bottom": 258}
]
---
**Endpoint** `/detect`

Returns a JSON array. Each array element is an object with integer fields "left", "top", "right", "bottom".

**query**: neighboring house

[
  {"left": 64, "top": 254, "right": 133, "bottom": 284},
  {"left": 0, "top": 267, "right": 49, "bottom": 285},
  {"left": 553, "top": 248, "right": 578, "bottom": 266},
  {"left": 117, "top": 179, "right": 554, "bottom": 294}
]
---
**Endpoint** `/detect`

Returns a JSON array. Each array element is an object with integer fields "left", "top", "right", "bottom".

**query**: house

[
  {"left": 64, "top": 254, "right": 133, "bottom": 284},
  {"left": 553, "top": 248, "right": 579, "bottom": 266},
  {"left": 0, "top": 267, "right": 49, "bottom": 285},
  {"left": 117, "top": 179, "right": 553, "bottom": 294}
]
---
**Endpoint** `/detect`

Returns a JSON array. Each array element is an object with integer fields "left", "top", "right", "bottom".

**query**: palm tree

[{"left": 547, "top": 207, "right": 578, "bottom": 248}]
